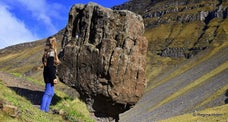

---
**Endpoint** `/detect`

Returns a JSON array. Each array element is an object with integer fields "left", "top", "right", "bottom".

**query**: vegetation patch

[
  {"left": 52, "top": 98, "right": 94, "bottom": 122},
  {"left": 0, "top": 74, "right": 94, "bottom": 122},
  {"left": 0, "top": 80, "right": 64, "bottom": 122},
  {"left": 146, "top": 41, "right": 228, "bottom": 92},
  {"left": 160, "top": 104, "right": 228, "bottom": 122}
]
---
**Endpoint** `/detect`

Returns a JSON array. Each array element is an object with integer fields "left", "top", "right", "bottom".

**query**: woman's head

[
  {"left": 46, "top": 36, "right": 57, "bottom": 50},
  {"left": 43, "top": 36, "right": 60, "bottom": 66}
]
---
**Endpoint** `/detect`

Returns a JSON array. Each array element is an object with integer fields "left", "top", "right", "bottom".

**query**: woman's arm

[
  {"left": 42, "top": 54, "right": 47, "bottom": 66},
  {"left": 54, "top": 49, "right": 61, "bottom": 65}
]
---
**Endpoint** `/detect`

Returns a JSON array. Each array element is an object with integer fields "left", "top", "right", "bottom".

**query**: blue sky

[{"left": 0, "top": 0, "right": 128, "bottom": 49}]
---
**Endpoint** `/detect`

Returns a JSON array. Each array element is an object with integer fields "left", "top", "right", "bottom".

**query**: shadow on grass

[{"left": 8, "top": 86, "right": 62, "bottom": 105}]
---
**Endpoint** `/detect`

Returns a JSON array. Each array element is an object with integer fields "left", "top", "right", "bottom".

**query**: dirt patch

[{"left": 0, "top": 71, "right": 46, "bottom": 106}]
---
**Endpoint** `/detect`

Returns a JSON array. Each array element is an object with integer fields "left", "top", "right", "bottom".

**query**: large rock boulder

[{"left": 58, "top": 2, "right": 148, "bottom": 119}]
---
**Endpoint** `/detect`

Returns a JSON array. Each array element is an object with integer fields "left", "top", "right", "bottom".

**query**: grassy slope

[
  {"left": 0, "top": 40, "right": 44, "bottom": 81},
  {"left": 0, "top": 76, "right": 94, "bottom": 122},
  {"left": 145, "top": 17, "right": 228, "bottom": 83},
  {"left": 0, "top": 37, "right": 94, "bottom": 121},
  {"left": 144, "top": 0, "right": 227, "bottom": 84},
  {"left": 0, "top": 79, "right": 63, "bottom": 122}
]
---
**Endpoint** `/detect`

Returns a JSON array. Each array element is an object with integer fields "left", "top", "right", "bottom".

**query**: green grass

[
  {"left": 0, "top": 44, "right": 43, "bottom": 74},
  {"left": 144, "top": 21, "right": 205, "bottom": 83},
  {"left": 52, "top": 98, "right": 94, "bottom": 122},
  {"left": 0, "top": 80, "right": 64, "bottom": 122},
  {"left": 11, "top": 72, "right": 44, "bottom": 86},
  {"left": 0, "top": 47, "right": 94, "bottom": 122},
  {"left": 0, "top": 76, "right": 94, "bottom": 122}
]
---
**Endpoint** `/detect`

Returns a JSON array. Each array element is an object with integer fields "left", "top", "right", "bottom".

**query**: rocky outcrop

[
  {"left": 114, "top": 0, "right": 228, "bottom": 25},
  {"left": 0, "top": 99, "right": 19, "bottom": 118},
  {"left": 58, "top": 2, "right": 148, "bottom": 120}
]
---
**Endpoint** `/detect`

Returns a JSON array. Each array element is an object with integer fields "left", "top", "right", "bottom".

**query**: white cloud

[
  {"left": 16, "top": 0, "right": 65, "bottom": 34},
  {"left": 0, "top": 3, "right": 39, "bottom": 49},
  {"left": 0, "top": 0, "right": 67, "bottom": 49}
]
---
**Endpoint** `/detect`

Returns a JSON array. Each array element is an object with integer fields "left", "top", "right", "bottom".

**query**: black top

[{"left": 43, "top": 57, "right": 56, "bottom": 85}]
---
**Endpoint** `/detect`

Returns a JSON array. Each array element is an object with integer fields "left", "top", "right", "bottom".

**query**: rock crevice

[{"left": 58, "top": 2, "right": 148, "bottom": 120}]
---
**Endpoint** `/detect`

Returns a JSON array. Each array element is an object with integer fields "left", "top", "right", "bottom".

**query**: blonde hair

[{"left": 42, "top": 36, "right": 60, "bottom": 66}]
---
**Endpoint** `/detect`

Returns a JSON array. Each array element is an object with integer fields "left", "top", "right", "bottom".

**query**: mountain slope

[
  {"left": 120, "top": 41, "right": 228, "bottom": 121},
  {"left": 114, "top": 0, "right": 228, "bottom": 81},
  {"left": 0, "top": 29, "right": 64, "bottom": 81},
  {"left": 113, "top": 0, "right": 228, "bottom": 121}
]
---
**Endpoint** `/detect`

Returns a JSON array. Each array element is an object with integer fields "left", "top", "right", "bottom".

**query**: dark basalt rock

[{"left": 58, "top": 2, "right": 148, "bottom": 120}]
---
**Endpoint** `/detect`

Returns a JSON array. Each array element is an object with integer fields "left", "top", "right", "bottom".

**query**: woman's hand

[
  {"left": 54, "top": 59, "right": 61, "bottom": 66},
  {"left": 53, "top": 79, "right": 58, "bottom": 84}
]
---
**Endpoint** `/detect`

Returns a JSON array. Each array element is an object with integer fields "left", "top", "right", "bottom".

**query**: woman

[{"left": 40, "top": 36, "right": 60, "bottom": 112}]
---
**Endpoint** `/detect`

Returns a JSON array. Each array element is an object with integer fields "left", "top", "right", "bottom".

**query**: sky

[{"left": 0, "top": 0, "right": 128, "bottom": 49}]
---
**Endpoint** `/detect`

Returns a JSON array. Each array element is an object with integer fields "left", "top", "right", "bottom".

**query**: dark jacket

[{"left": 43, "top": 57, "right": 56, "bottom": 86}]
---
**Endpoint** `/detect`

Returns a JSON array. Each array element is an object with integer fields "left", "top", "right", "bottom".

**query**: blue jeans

[{"left": 40, "top": 83, "right": 54, "bottom": 112}]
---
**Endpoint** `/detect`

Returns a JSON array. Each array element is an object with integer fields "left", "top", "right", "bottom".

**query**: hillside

[
  {"left": 0, "top": 0, "right": 228, "bottom": 122},
  {"left": 120, "top": 41, "right": 228, "bottom": 121},
  {"left": 0, "top": 29, "right": 64, "bottom": 81},
  {"left": 114, "top": 0, "right": 228, "bottom": 81},
  {"left": 113, "top": 0, "right": 228, "bottom": 121},
  {"left": 0, "top": 71, "right": 94, "bottom": 122},
  {"left": 0, "top": 31, "right": 95, "bottom": 121}
]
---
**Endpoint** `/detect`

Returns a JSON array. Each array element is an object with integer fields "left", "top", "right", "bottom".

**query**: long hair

[
  {"left": 49, "top": 36, "right": 57, "bottom": 50},
  {"left": 42, "top": 36, "right": 59, "bottom": 66}
]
